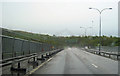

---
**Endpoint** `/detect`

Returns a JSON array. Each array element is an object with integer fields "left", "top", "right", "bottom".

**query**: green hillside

[
  {"left": 1, "top": 28, "right": 120, "bottom": 47},
  {"left": 2, "top": 28, "right": 64, "bottom": 46}
]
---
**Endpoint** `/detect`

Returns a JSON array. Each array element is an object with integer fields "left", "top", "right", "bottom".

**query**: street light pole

[
  {"left": 80, "top": 27, "right": 92, "bottom": 36},
  {"left": 85, "top": 28, "right": 87, "bottom": 36},
  {"left": 89, "top": 7, "right": 112, "bottom": 54},
  {"left": 91, "top": 20, "right": 94, "bottom": 36}
]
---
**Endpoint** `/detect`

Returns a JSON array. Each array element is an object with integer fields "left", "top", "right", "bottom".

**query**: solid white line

[
  {"left": 25, "top": 57, "right": 53, "bottom": 76},
  {"left": 92, "top": 64, "right": 98, "bottom": 68},
  {"left": 24, "top": 51, "right": 63, "bottom": 76}
]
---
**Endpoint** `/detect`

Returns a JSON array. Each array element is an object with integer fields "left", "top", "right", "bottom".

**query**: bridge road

[{"left": 32, "top": 47, "right": 118, "bottom": 74}]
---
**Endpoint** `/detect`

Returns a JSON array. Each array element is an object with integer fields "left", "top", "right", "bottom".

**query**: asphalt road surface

[{"left": 33, "top": 47, "right": 118, "bottom": 74}]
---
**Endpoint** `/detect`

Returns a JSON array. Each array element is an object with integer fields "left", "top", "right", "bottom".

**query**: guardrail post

[
  {"left": 18, "top": 62, "right": 20, "bottom": 68},
  {"left": 109, "top": 54, "right": 111, "bottom": 58},
  {"left": 102, "top": 53, "right": 104, "bottom": 56},
  {"left": 46, "top": 53, "right": 48, "bottom": 56},
  {"left": 41, "top": 55, "right": 43, "bottom": 58},
  {"left": 37, "top": 54, "right": 45, "bottom": 61},
  {"left": 98, "top": 52, "right": 100, "bottom": 55},
  {"left": 33, "top": 57, "right": 35, "bottom": 61},
  {"left": 117, "top": 55, "right": 119, "bottom": 60},
  {"left": 2, "top": 52, "right": 3, "bottom": 60},
  {"left": 11, "top": 62, "right": 14, "bottom": 69},
  {"left": 49, "top": 52, "right": 51, "bottom": 57}
]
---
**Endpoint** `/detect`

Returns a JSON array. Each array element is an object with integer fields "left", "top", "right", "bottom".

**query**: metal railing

[
  {"left": 0, "top": 35, "right": 62, "bottom": 66},
  {"left": 1, "top": 35, "right": 54, "bottom": 59},
  {"left": 84, "top": 48, "right": 120, "bottom": 60},
  {"left": 0, "top": 35, "right": 63, "bottom": 74}
]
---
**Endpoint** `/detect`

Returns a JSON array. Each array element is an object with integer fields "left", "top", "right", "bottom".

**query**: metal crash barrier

[
  {"left": 84, "top": 48, "right": 120, "bottom": 60},
  {"left": 0, "top": 35, "right": 63, "bottom": 73}
]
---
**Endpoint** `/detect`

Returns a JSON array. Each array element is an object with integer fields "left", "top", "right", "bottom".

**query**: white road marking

[
  {"left": 25, "top": 58, "right": 53, "bottom": 76},
  {"left": 25, "top": 51, "right": 63, "bottom": 76},
  {"left": 92, "top": 64, "right": 98, "bottom": 68}
]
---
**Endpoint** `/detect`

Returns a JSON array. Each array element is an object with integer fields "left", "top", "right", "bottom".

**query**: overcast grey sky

[{"left": 0, "top": 0, "right": 119, "bottom": 36}]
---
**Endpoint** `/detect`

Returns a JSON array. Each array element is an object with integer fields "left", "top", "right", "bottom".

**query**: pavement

[{"left": 32, "top": 47, "right": 118, "bottom": 74}]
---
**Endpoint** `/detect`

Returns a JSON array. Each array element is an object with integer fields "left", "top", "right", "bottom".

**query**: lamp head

[
  {"left": 109, "top": 8, "right": 112, "bottom": 9},
  {"left": 89, "top": 7, "right": 92, "bottom": 9}
]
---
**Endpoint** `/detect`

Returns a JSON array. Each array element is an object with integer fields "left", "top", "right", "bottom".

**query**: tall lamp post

[
  {"left": 80, "top": 27, "right": 92, "bottom": 36},
  {"left": 89, "top": 7, "right": 112, "bottom": 54}
]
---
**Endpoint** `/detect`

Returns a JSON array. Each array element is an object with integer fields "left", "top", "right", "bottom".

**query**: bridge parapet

[{"left": 0, "top": 35, "right": 63, "bottom": 75}]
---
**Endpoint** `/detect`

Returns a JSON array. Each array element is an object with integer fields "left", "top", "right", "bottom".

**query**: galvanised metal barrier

[
  {"left": 0, "top": 35, "right": 63, "bottom": 72},
  {"left": 84, "top": 48, "right": 120, "bottom": 60},
  {"left": 1, "top": 35, "right": 53, "bottom": 59}
]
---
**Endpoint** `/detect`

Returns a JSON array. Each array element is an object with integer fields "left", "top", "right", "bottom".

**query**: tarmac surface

[{"left": 33, "top": 47, "right": 118, "bottom": 74}]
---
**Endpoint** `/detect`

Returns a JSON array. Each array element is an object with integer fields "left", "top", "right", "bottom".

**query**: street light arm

[
  {"left": 88, "top": 27, "right": 92, "bottom": 29},
  {"left": 80, "top": 27, "right": 92, "bottom": 29},
  {"left": 89, "top": 7, "right": 112, "bottom": 14},
  {"left": 80, "top": 27, "right": 85, "bottom": 28},
  {"left": 89, "top": 8, "right": 101, "bottom": 14},
  {"left": 101, "top": 8, "right": 112, "bottom": 13}
]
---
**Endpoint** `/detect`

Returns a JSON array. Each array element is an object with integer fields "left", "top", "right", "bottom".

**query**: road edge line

[
  {"left": 24, "top": 57, "right": 53, "bottom": 76},
  {"left": 24, "top": 51, "right": 63, "bottom": 76}
]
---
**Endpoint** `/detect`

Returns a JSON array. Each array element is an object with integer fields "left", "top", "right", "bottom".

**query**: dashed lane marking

[{"left": 92, "top": 64, "right": 98, "bottom": 68}]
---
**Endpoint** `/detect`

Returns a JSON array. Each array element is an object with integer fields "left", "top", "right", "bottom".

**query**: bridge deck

[{"left": 32, "top": 48, "right": 118, "bottom": 74}]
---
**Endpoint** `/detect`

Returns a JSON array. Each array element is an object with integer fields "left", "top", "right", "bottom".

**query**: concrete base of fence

[
  {"left": 28, "top": 61, "right": 38, "bottom": 66},
  {"left": 37, "top": 58, "right": 45, "bottom": 61},
  {"left": 10, "top": 67, "right": 26, "bottom": 72},
  {"left": 44, "top": 55, "right": 50, "bottom": 58}
]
